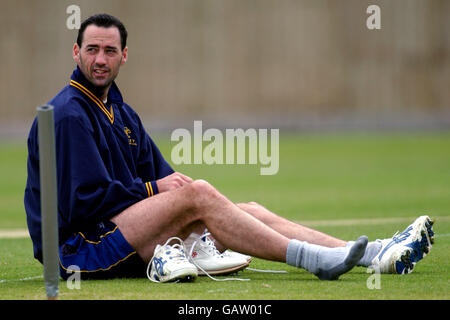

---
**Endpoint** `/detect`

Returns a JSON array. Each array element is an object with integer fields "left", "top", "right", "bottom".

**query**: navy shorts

[{"left": 59, "top": 220, "right": 147, "bottom": 280}]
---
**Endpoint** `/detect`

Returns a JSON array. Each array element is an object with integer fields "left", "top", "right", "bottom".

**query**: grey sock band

[
  {"left": 286, "top": 239, "right": 323, "bottom": 273},
  {"left": 358, "top": 241, "right": 382, "bottom": 267},
  {"left": 286, "top": 239, "right": 304, "bottom": 267}
]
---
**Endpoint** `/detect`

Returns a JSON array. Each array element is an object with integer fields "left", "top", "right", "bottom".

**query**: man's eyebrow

[{"left": 85, "top": 44, "right": 118, "bottom": 50}]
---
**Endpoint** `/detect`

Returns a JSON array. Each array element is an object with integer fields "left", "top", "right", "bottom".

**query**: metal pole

[{"left": 37, "top": 104, "right": 59, "bottom": 300}]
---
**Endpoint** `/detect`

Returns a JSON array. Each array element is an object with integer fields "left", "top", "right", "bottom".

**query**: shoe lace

[
  {"left": 148, "top": 232, "right": 288, "bottom": 283},
  {"left": 146, "top": 236, "right": 189, "bottom": 283},
  {"left": 391, "top": 226, "right": 413, "bottom": 243},
  {"left": 200, "top": 234, "right": 222, "bottom": 256},
  {"left": 189, "top": 232, "right": 250, "bottom": 282}
]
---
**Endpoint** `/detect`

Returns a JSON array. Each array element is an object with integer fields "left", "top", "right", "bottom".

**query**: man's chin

[{"left": 90, "top": 78, "right": 112, "bottom": 91}]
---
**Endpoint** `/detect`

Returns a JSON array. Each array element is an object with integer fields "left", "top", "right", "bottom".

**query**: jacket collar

[{"left": 70, "top": 66, "right": 124, "bottom": 104}]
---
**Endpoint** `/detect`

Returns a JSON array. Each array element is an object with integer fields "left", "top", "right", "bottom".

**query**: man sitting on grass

[{"left": 24, "top": 13, "right": 434, "bottom": 283}]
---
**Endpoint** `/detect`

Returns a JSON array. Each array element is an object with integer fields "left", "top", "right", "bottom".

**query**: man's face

[{"left": 73, "top": 25, "right": 127, "bottom": 92}]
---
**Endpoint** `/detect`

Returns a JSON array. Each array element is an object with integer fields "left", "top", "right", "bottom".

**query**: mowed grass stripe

[{"left": 2, "top": 215, "right": 447, "bottom": 238}]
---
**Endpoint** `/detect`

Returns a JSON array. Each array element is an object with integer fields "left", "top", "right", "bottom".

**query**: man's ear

[
  {"left": 73, "top": 43, "right": 80, "bottom": 64},
  {"left": 120, "top": 46, "right": 128, "bottom": 66}
]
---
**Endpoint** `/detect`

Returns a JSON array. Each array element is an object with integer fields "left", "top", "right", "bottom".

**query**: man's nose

[{"left": 94, "top": 50, "right": 107, "bottom": 65}]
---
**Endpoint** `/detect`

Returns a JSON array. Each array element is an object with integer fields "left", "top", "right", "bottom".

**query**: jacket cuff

[{"left": 144, "top": 181, "right": 159, "bottom": 197}]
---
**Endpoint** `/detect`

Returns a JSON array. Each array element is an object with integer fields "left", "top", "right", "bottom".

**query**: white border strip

[
  {"left": 0, "top": 229, "right": 29, "bottom": 239},
  {"left": 298, "top": 216, "right": 450, "bottom": 227}
]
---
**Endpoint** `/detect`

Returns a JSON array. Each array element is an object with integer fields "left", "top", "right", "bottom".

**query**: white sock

[
  {"left": 347, "top": 240, "right": 382, "bottom": 267},
  {"left": 286, "top": 236, "right": 368, "bottom": 280}
]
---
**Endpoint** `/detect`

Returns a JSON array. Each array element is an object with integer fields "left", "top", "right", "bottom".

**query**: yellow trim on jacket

[
  {"left": 145, "top": 182, "right": 154, "bottom": 197},
  {"left": 70, "top": 80, "right": 114, "bottom": 124}
]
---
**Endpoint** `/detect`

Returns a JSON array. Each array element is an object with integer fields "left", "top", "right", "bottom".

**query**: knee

[
  {"left": 190, "top": 179, "right": 215, "bottom": 195},
  {"left": 187, "top": 179, "right": 222, "bottom": 208},
  {"left": 247, "top": 201, "right": 261, "bottom": 207},
  {"left": 237, "top": 201, "right": 262, "bottom": 210}
]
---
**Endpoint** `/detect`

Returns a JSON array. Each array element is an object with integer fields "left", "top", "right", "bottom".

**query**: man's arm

[{"left": 55, "top": 116, "right": 150, "bottom": 228}]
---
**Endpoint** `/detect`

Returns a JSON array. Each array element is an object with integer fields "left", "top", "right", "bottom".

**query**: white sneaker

[
  {"left": 185, "top": 232, "right": 250, "bottom": 276},
  {"left": 147, "top": 237, "right": 198, "bottom": 283},
  {"left": 370, "top": 215, "right": 435, "bottom": 274},
  {"left": 222, "top": 250, "right": 252, "bottom": 264}
]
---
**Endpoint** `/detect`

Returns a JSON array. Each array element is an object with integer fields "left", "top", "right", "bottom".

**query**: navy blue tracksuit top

[{"left": 24, "top": 67, "right": 174, "bottom": 263}]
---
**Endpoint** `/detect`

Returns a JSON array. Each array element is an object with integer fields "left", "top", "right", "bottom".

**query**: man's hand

[{"left": 156, "top": 172, "right": 193, "bottom": 193}]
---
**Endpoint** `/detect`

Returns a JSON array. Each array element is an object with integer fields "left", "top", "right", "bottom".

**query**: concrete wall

[{"left": 1, "top": 0, "right": 449, "bottom": 136}]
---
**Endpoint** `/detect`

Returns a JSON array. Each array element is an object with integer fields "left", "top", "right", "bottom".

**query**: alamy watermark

[
  {"left": 66, "top": 265, "right": 81, "bottom": 290},
  {"left": 66, "top": 4, "right": 381, "bottom": 32},
  {"left": 366, "top": 5, "right": 381, "bottom": 30},
  {"left": 366, "top": 266, "right": 381, "bottom": 290},
  {"left": 66, "top": 5, "right": 81, "bottom": 30},
  {"left": 171, "top": 121, "right": 279, "bottom": 175}
]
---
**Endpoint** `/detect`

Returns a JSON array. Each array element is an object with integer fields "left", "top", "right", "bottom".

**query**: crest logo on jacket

[{"left": 124, "top": 127, "right": 137, "bottom": 146}]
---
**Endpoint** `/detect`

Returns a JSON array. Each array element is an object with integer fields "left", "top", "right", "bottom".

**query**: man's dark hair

[{"left": 77, "top": 14, "right": 128, "bottom": 50}]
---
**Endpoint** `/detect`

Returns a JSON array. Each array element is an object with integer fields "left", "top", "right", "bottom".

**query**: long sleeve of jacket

[
  {"left": 55, "top": 115, "right": 150, "bottom": 231},
  {"left": 137, "top": 127, "right": 174, "bottom": 195}
]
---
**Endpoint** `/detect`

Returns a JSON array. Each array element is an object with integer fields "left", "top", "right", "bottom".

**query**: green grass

[{"left": 0, "top": 132, "right": 449, "bottom": 300}]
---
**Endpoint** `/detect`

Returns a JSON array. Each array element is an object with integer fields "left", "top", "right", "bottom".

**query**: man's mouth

[{"left": 93, "top": 69, "right": 109, "bottom": 77}]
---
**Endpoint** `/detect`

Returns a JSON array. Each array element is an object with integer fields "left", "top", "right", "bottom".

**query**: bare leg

[
  {"left": 111, "top": 180, "right": 289, "bottom": 263},
  {"left": 236, "top": 202, "right": 347, "bottom": 248}
]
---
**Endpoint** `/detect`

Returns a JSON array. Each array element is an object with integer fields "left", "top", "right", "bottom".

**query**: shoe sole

[
  {"left": 197, "top": 262, "right": 249, "bottom": 276},
  {"left": 393, "top": 216, "right": 434, "bottom": 274},
  {"left": 153, "top": 267, "right": 198, "bottom": 283}
]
